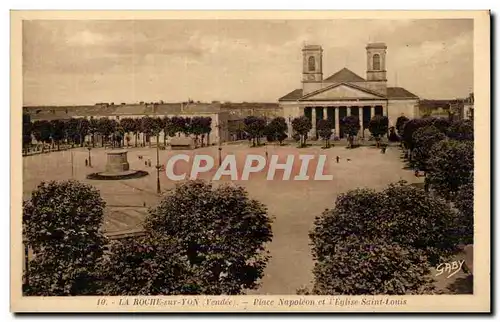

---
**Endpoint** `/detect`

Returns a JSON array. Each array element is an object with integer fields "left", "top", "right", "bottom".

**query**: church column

[
  {"left": 370, "top": 106, "right": 375, "bottom": 120},
  {"left": 347, "top": 107, "right": 352, "bottom": 116},
  {"left": 358, "top": 107, "right": 364, "bottom": 137},
  {"left": 311, "top": 107, "right": 317, "bottom": 138},
  {"left": 323, "top": 107, "right": 327, "bottom": 120},
  {"left": 334, "top": 107, "right": 340, "bottom": 139}
]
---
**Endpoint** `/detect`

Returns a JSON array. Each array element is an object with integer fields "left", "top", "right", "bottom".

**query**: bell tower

[
  {"left": 302, "top": 45, "right": 323, "bottom": 95},
  {"left": 366, "top": 43, "right": 387, "bottom": 95}
]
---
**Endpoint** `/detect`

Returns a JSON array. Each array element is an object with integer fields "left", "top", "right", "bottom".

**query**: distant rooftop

[
  {"left": 366, "top": 42, "right": 387, "bottom": 49},
  {"left": 302, "top": 45, "right": 322, "bottom": 51}
]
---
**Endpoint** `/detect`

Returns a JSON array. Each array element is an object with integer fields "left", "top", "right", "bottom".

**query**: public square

[{"left": 22, "top": 143, "right": 470, "bottom": 294}]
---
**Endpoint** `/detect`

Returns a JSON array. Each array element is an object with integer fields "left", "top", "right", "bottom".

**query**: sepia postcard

[{"left": 10, "top": 10, "right": 490, "bottom": 313}]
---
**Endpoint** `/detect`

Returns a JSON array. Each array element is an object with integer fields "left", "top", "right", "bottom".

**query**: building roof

[
  {"left": 366, "top": 43, "right": 387, "bottom": 49},
  {"left": 279, "top": 85, "right": 419, "bottom": 102},
  {"left": 324, "top": 68, "right": 366, "bottom": 83},
  {"left": 302, "top": 45, "right": 323, "bottom": 51},
  {"left": 278, "top": 89, "right": 304, "bottom": 101},
  {"left": 386, "top": 87, "right": 419, "bottom": 99}
]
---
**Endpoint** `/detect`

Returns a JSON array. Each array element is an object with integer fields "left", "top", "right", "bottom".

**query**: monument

[{"left": 87, "top": 150, "right": 149, "bottom": 180}]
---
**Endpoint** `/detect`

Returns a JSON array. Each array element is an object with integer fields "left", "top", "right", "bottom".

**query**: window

[
  {"left": 308, "top": 56, "right": 315, "bottom": 71},
  {"left": 373, "top": 54, "right": 381, "bottom": 70}
]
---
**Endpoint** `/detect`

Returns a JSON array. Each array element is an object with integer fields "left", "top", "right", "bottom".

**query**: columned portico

[{"left": 303, "top": 102, "right": 387, "bottom": 139}]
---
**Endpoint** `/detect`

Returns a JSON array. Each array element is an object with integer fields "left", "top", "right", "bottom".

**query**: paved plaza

[{"left": 22, "top": 143, "right": 470, "bottom": 294}]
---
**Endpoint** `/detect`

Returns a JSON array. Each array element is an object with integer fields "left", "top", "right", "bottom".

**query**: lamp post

[
  {"left": 87, "top": 146, "right": 92, "bottom": 167},
  {"left": 216, "top": 122, "right": 224, "bottom": 166},
  {"left": 156, "top": 134, "right": 161, "bottom": 194}
]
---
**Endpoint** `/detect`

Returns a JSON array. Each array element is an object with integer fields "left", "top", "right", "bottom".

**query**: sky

[{"left": 22, "top": 19, "right": 473, "bottom": 106}]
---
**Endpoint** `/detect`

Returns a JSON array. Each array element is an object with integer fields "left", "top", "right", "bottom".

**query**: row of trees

[
  {"left": 291, "top": 114, "right": 389, "bottom": 148},
  {"left": 242, "top": 116, "right": 288, "bottom": 147},
  {"left": 304, "top": 116, "right": 474, "bottom": 295},
  {"left": 397, "top": 116, "right": 474, "bottom": 200},
  {"left": 23, "top": 174, "right": 473, "bottom": 296},
  {"left": 23, "top": 180, "right": 273, "bottom": 296},
  {"left": 22, "top": 114, "right": 213, "bottom": 153}
]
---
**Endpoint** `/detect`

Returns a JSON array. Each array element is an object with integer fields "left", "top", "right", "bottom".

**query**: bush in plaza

[
  {"left": 448, "top": 119, "right": 474, "bottom": 141},
  {"left": 143, "top": 180, "right": 273, "bottom": 295},
  {"left": 265, "top": 117, "right": 288, "bottom": 145},
  {"left": 427, "top": 140, "right": 474, "bottom": 200},
  {"left": 100, "top": 235, "right": 199, "bottom": 295},
  {"left": 368, "top": 115, "right": 389, "bottom": 148},
  {"left": 311, "top": 236, "right": 435, "bottom": 295},
  {"left": 395, "top": 115, "right": 410, "bottom": 138},
  {"left": 310, "top": 182, "right": 460, "bottom": 269},
  {"left": 243, "top": 116, "right": 266, "bottom": 147},
  {"left": 316, "top": 119, "right": 333, "bottom": 148},
  {"left": 22, "top": 180, "right": 108, "bottom": 296},
  {"left": 401, "top": 118, "right": 432, "bottom": 159},
  {"left": 309, "top": 182, "right": 464, "bottom": 295},
  {"left": 340, "top": 115, "right": 361, "bottom": 148},
  {"left": 454, "top": 182, "right": 474, "bottom": 245},
  {"left": 411, "top": 125, "right": 447, "bottom": 174},
  {"left": 291, "top": 116, "right": 312, "bottom": 148}
]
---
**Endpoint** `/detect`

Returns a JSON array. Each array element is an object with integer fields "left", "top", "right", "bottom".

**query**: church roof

[
  {"left": 324, "top": 68, "right": 366, "bottom": 83},
  {"left": 386, "top": 87, "right": 419, "bottom": 99},
  {"left": 278, "top": 89, "right": 304, "bottom": 101}
]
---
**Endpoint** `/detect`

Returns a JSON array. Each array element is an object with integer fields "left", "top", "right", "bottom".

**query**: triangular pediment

[{"left": 300, "top": 83, "right": 385, "bottom": 101}]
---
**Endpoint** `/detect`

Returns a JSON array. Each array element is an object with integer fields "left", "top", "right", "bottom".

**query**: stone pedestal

[{"left": 105, "top": 150, "right": 130, "bottom": 173}]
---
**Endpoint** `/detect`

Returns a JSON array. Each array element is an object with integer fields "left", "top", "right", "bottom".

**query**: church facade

[{"left": 278, "top": 43, "right": 420, "bottom": 138}]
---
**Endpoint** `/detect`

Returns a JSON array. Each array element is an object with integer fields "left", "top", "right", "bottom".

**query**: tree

[
  {"left": 161, "top": 116, "right": 173, "bottom": 146},
  {"left": 243, "top": 116, "right": 266, "bottom": 147},
  {"left": 88, "top": 118, "right": 99, "bottom": 147},
  {"left": 341, "top": 115, "right": 361, "bottom": 148},
  {"left": 454, "top": 182, "right": 474, "bottom": 245},
  {"left": 388, "top": 126, "right": 399, "bottom": 142},
  {"left": 311, "top": 236, "right": 435, "bottom": 295},
  {"left": 143, "top": 180, "right": 273, "bottom": 295},
  {"left": 120, "top": 118, "right": 137, "bottom": 147},
  {"left": 66, "top": 118, "right": 80, "bottom": 147},
  {"left": 316, "top": 119, "right": 333, "bottom": 148},
  {"left": 22, "top": 114, "right": 32, "bottom": 154},
  {"left": 395, "top": 115, "right": 410, "bottom": 138},
  {"left": 291, "top": 116, "right": 312, "bottom": 148},
  {"left": 430, "top": 118, "right": 451, "bottom": 134},
  {"left": 23, "top": 180, "right": 107, "bottom": 296},
  {"left": 411, "top": 125, "right": 446, "bottom": 174},
  {"left": 170, "top": 116, "right": 186, "bottom": 137},
  {"left": 190, "top": 116, "right": 204, "bottom": 148},
  {"left": 100, "top": 235, "right": 199, "bottom": 295},
  {"left": 427, "top": 140, "right": 474, "bottom": 200},
  {"left": 49, "top": 119, "right": 66, "bottom": 151},
  {"left": 77, "top": 118, "right": 90, "bottom": 147},
  {"left": 401, "top": 118, "right": 433, "bottom": 160},
  {"left": 265, "top": 117, "right": 288, "bottom": 145},
  {"left": 97, "top": 118, "right": 114, "bottom": 147},
  {"left": 32, "top": 120, "right": 52, "bottom": 152},
  {"left": 310, "top": 182, "right": 460, "bottom": 270},
  {"left": 111, "top": 120, "right": 124, "bottom": 148},
  {"left": 140, "top": 116, "right": 155, "bottom": 148},
  {"left": 183, "top": 117, "right": 192, "bottom": 137},
  {"left": 133, "top": 118, "right": 141, "bottom": 147},
  {"left": 368, "top": 115, "right": 389, "bottom": 148},
  {"left": 201, "top": 117, "right": 212, "bottom": 146},
  {"left": 448, "top": 119, "right": 474, "bottom": 141}
]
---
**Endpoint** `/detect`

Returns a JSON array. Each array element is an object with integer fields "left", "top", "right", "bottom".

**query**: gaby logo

[{"left": 164, "top": 153, "right": 333, "bottom": 181}]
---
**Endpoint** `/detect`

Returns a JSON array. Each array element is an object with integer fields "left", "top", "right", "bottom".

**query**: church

[{"left": 278, "top": 43, "right": 419, "bottom": 139}]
